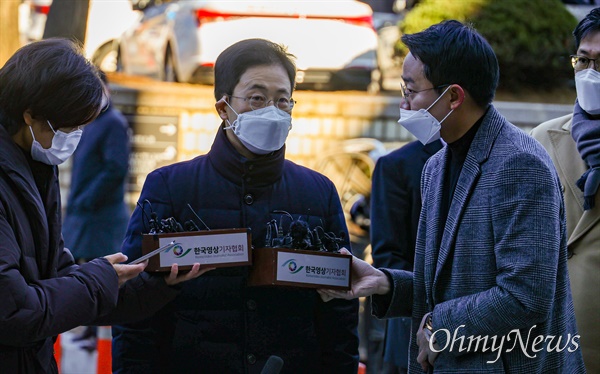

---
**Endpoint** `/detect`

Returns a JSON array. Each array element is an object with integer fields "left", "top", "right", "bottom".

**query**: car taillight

[
  {"left": 195, "top": 9, "right": 235, "bottom": 26},
  {"left": 341, "top": 15, "right": 374, "bottom": 30},
  {"left": 195, "top": 9, "right": 374, "bottom": 30},
  {"left": 31, "top": 4, "right": 51, "bottom": 15}
]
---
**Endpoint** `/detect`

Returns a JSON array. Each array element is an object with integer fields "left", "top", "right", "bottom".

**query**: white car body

[
  {"left": 19, "top": 0, "right": 140, "bottom": 71},
  {"left": 118, "top": 0, "right": 379, "bottom": 90}
]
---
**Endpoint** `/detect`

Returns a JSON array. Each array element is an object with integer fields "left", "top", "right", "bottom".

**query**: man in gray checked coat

[{"left": 319, "top": 20, "right": 585, "bottom": 373}]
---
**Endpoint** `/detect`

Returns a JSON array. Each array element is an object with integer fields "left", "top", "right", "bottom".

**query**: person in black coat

[
  {"left": 0, "top": 38, "right": 208, "bottom": 373},
  {"left": 112, "top": 38, "right": 360, "bottom": 374},
  {"left": 370, "top": 139, "right": 442, "bottom": 373}
]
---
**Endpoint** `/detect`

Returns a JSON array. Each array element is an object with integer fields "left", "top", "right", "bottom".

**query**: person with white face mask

[
  {"left": 0, "top": 38, "right": 208, "bottom": 373},
  {"left": 29, "top": 120, "right": 83, "bottom": 165},
  {"left": 318, "top": 20, "right": 584, "bottom": 374},
  {"left": 398, "top": 85, "right": 452, "bottom": 145},
  {"left": 531, "top": 8, "right": 600, "bottom": 372},
  {"left": 112, "top": 38, "right": 359, "bottom": 373}
]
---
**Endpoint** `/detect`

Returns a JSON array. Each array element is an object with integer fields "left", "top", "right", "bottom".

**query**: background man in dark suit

[{"left": 370, "top": 139, "right": 442, "bottom": 373}]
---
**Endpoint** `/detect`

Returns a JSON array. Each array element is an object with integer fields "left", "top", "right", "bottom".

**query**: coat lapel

[
  {"left": 0, "top": 127, "right": 51, "bottom": 277},
  {"left": 545, "top": 120, "right": 600, "bottom": 244},
  {"left": 432, "top": 107, "right": 502, "bottom": 293},
  {"left": 423, "top": 147, "right": 446, "bottom": 306},
  {"left": 570, "top": 196, "right": 600, "bottom": 245},
  {"left": 547, "top": 119, "right": 586, "bottom": 214}
]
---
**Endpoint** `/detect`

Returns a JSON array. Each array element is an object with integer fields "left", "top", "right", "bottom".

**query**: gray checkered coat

[{"left": 374, "top": 106, "right": 586, "bottom": 373}]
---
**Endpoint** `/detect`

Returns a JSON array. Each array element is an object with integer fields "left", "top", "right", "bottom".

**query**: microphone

[
  {"left": 260, "top": 355, "right": 284, "bottom": 374},
  {"left": 184, "top": 220, "right": 200, "bottom": 231},
  {"left": 187, "top": 203, "right": 211, "bottom": 230}
]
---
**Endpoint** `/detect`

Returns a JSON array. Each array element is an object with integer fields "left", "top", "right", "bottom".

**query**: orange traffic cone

[
  {"left": 358, "top": 361, "right": 366, "bottom": 374},
  {"left": 96, "top": 326, "right": 112, "bottom": 374},
  {"left": 53, "top": 334, "right": 61, "bottom": 372}
]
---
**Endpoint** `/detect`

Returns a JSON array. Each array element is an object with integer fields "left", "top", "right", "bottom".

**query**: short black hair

[
  {"left": 401, "top": 20, "right": 499, "bottom": 108},
  {"left": 0, "top": 38, "right": 105, "bottom": 135},
  {"left": 573, "top": 8, "right": 600, "bottom": 49},
  {"left": 213, "top": 39, "right": 296, "bottom": 101}
]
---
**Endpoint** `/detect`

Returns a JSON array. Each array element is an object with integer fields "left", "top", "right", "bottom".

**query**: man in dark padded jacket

[{"left": 112, "top": 39, "right": 359, "bottom": 374}]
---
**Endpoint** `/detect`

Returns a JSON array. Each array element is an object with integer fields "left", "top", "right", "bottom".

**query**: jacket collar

[
  {"left": 543, "top": 115, "right": 600, "bottom": 244},
  {"left": 0, "top": 125, "right": 54, "bottom": 278},
  {"left": 0, "top": 126, "right": 44, "bottom": 208},
  {"left": 207, "top": 124, "right": 285, "bottom": 187}
]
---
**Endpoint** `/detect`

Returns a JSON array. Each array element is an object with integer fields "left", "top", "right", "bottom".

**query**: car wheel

[
  {"left": 115, "top": 45, "right": 124, "bottom": 73},
  {"left": 92, "top": 42, "right": 119, "bottom": 73},
  {"left": 163, "top": 47, "right": 178, "bottom": 82}
]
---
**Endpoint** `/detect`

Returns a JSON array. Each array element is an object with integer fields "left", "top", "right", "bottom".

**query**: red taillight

[
  {"left": 31, "top": 4, "right": 51, "bottom": 15},
  {"left": 341, "top": 15, "right": 374, "bottom": 29},
  {"left": 195, "top": 9, "right": 235, "bottom": 26},
  {"left": 194, "top": 8, "right": 374, "bottom": 30}
]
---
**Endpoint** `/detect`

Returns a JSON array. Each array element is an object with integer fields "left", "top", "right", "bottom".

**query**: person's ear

[
  {"left": 448, "top": 84, "right": 465, "bottom": 110},
  {"left": 215, "top": 95, "right": 230, "bottom": 120},
  {"left": 22, "top": 109, "right": 35, "bottom": 126}
]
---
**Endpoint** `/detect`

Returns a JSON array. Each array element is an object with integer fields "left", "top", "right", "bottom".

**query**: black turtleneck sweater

[{"left": 437, "top": 112, "right": 486, "bottom": 247}]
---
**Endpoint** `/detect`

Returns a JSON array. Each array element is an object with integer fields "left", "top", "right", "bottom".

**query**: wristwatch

[{"left": 425, "top": 313, "right": 434, "bottom": 332}]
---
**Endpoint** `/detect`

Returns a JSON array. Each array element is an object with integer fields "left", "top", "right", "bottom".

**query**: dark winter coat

[
  {"left": 0, "top": 126, "right": 179, "bottom": 374},
  {"left": 112, "top": 127, "right": 359, "bottom": 374}
]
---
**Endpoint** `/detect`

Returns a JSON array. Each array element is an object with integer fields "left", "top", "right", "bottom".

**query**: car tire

[
  {"left": 92, "top": 41, "right": 119, "bottom": 73},
  {"left": 115, "top": 45, "right": 124, "bottom": 73}
]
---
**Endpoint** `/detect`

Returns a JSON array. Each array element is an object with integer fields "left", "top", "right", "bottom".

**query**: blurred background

[{"left": 1, "top": 0, "right": 597, "bottom": 372}]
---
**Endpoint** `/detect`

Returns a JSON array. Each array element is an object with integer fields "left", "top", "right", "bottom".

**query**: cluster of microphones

[
  {"left": 139, "top": 201, "right": 344, "bottom": 253},
  {"left": 138, "top": 201, "right": 211, "bottom": 234},
  {"left": 264, "top": 210, "right": 345, "bottom": 252}
]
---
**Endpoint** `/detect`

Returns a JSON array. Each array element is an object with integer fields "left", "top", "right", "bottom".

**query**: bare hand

[
  {"left": 164, "top": 263, "right": 215, "bottom": 286},
  {"left": 416, "top": 312, "right": 440, "bottom": 371},
  {"left": 105, "top": 252, "right": 147, "bottom": 287},
  {"left": 317, "top": 248, "right": 391, "bottom": 302}
]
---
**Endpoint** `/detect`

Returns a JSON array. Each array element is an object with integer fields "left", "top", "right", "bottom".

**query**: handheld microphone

[
  {"left": 184, "top": 220, "right": 200, "bottom": 231},
  {"left": 149, "top": 212, "right": 163, "bottom": 234},
  {"left": 260, "top": 355, "right": 284, "bottom": 374},
  {"left": 290, "top": 219, "right": 310, "bottom": 249},
  {"left": 187, "top": 203, "right": 211, "bottom": 230}
]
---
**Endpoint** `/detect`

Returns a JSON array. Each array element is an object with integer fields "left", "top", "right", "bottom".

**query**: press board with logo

[
  {"left": 140, "top": 228, "right": 252, "bottom": 272},
  {"left": 248, "top": 247, "right": 351, "bottom": 290}
]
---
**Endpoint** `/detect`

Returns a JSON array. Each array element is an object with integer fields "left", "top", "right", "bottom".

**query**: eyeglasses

[
  {"left": 229, "top": 94, "right": 295, "bottom": 111},
  {"left": 400, "top": 83, "right": 450, "bottom": 99},
  {"left": 570, "top": 55, "right": 600, "bottom": 72}
]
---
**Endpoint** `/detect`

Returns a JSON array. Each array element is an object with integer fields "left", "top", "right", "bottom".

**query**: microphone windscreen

[{"left": 260, "top": 355, "right": 284, "bottom": 374}]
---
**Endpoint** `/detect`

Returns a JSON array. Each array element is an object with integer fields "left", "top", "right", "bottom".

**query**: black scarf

[{"left": 571, "top": 101, "right": 600, "bottom": 210}]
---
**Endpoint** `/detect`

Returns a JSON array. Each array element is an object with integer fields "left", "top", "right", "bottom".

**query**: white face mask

[
  {"left": 224, "top": 103, "right": 292, "bottom": 155},
  {"left": 29, "top": 120, "right": 82, "bottom": 165},
  {"left": 397, "top": 85, "right": 453, "bottom": 145},
  {"left": 575, "top": 69, "right": 600, "bottom": 115}
]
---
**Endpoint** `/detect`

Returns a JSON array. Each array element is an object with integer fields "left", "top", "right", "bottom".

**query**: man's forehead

[
  {"left": 578, "top": 29, "right": 600, "bottom": 55},
  {"left": 402, "top": 53, "right": 428, "bottom": 84},
  {"left": 235, "top": 65, "right": 291, "bottom": 94}
]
